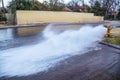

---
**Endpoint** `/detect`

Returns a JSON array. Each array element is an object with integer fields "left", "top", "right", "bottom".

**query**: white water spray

[{"left": 0, "top": 24, "right": 106, "bottom": 77}]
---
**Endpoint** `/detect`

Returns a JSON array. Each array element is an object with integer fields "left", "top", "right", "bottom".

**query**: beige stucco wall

[{"left": 16, "top": 10, "right": 104, "bottom": 24}]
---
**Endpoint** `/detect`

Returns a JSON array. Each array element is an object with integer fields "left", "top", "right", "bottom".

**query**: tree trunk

[
  {"left": 105, "top": 10, "right": 108, "bottom": 20},
  {"left": 1, "top": 0, "right": 6, "bottom": 24}
]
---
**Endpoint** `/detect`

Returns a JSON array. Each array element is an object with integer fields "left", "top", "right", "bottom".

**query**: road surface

[
  {"left": 0, "top": 43, "right": 120, "bottom": 80},
  {"left": 0, "top": 22, "right": 120, "bottom": 80}
]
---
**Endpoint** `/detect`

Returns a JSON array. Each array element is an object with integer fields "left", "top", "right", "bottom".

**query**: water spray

[{"left": 0, "top": 24, "right": 107, "bottom": 77}]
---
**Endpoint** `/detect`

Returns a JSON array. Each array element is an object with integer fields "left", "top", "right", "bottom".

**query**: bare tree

[
  {"left": 48, "top": 0, "right": 65, "bottom": 11},
  {"left": 68, "top": 0, "right": 83, "bottom": 6},
  {"left": 90, "top": 0, "right": 119, "bottom": 10},
  {"left": 102, "top": 0, "right": 120, "bottom": 19},
  {"left": 0, "top": 0, "right": 6, "bottom": 23},
  {"left": 89, "top": 0, "right": 96, "bottom": 6},
  {"left": 1, "top": 0, "right": 5, "bottom": 12},
  {"left": 89, "top": 0, "right": 120, "bottom": 19},
  {"left": 49, "top": 0, "right": 64, "bottom": 6}
]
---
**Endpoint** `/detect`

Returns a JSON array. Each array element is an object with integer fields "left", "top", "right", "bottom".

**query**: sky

[{"left": 1, "top": 0, "right": 90, "bottom": 7}]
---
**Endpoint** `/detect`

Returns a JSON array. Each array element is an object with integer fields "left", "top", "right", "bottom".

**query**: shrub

[{"left": 0, "top": 14, "right": 6, "bottom": 21}]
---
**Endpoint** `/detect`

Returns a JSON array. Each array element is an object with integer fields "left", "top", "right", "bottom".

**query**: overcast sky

[{"left": 1, "top": 0, "right": 90, "bottom": 7}]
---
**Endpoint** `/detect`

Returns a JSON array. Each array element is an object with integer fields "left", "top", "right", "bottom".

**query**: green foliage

[
  {"left": 7, "top": 0, "right": 65, "bottom": 13},
  {"left": 117, "top": 9, "right": 120, "bottom": 20},
  {"left": 0, "top": 7, "right": 7, "bottom": 21},
  {"left": 90, "top": 1, "right": 106, "bottom": 16},
  {"left": 0, "top": 7, "right": 8, "bottom": 13},
  {"left": 48, "top": 0, "right": 65, "bottom": 11},
  {"left": 84, "top": 4, "right": 91, "bottom": 12},
  {"left": 0, "top": 14, "right": 6, "bottom": 21},
  {"left": 50, "top": 5, "right": 65, "bottom": 11},
  {"left": 31, "top": 1, "right": 47, "bottom": 10},
  {"left": 8, "top": 0, "right": 35, "bottom": 13},
  {"left": 73, "top": 9, "right": 80, "bottom": 12}
]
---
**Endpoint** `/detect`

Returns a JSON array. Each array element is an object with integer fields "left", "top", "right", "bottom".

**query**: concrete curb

[{"left": 99, "top": 41, "right": 120, "bottom": 50}]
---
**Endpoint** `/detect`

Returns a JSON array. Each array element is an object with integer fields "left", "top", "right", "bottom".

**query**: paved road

[
  {"left": 105, "top": 21, "right": 120, "bottom": 28},
  {"left": 0, "top": 22, "right": 120, "bottom": 80},
  {"left": 0, "top": 44, "right": 120, "bottom": 80}
]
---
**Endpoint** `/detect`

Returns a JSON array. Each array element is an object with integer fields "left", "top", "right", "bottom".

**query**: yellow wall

[{"left": 16, "top": 11, "right": 104, "bottom": 24}]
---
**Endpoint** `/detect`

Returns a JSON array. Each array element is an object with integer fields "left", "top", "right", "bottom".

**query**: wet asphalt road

[
  {"left": 0, "top": 33, "right": 44, "bottom": 50},
  {"left": 0, "top": 38, "right": 120, "bottom": 80},
  {"left": 0, "top": 22, "right": 120, "bottom": 80}
]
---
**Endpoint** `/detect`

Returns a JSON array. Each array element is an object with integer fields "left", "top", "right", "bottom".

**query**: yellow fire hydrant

[{"left": 106, "top": 24, "right": 111, "bottom": 37}]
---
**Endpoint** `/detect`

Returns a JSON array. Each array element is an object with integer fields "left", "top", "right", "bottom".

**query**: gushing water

[{"left": 0, "top": 24, "right": 106, "bottom": 77}]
